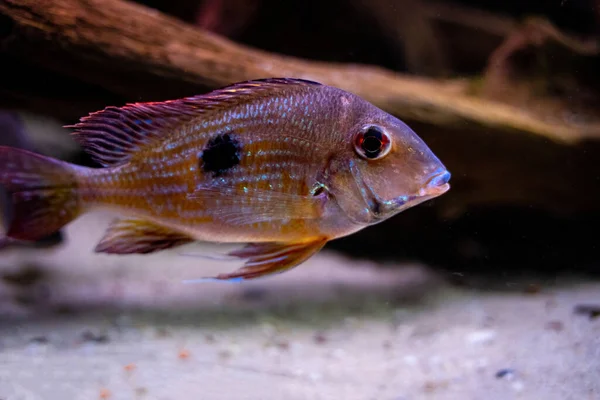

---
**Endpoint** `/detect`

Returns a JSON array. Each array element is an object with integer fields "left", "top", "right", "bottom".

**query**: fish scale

[{"left": 81, "top": 117, "right": 323, "bottom": 239}]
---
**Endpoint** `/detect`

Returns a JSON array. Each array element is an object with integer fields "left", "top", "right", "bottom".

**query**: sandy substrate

[{"left": 0, "top": 212, "right": 599, "bottom": 400}]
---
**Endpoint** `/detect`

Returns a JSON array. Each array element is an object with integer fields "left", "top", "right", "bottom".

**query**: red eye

[{"left": 354, "top": 126, "right": 392, "bottom": 160}]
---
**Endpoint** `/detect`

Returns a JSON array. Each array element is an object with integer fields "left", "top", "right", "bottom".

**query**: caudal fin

[{"left": 0, "top": 146, "right": 81, "bottom": 242}]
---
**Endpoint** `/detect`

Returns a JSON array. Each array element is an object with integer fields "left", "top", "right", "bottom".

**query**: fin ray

[
  {"left": 195, "top": 238, "right": 328, "bottom": 281},
  {"left": 68, "top": 78, "right": 322, "bottom": 167},
  {"left": 95, "top": 218, "right": 194, "bottom": 254},
  {"left": 0, "top": 147, "right": 80, "bottom": 241}
]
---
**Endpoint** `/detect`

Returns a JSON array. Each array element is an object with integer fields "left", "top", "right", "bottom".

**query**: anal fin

[
  {"left": 190, "top": 238, "right": 328, "bottom": 282},
  {"left": 95, "top": 218, "right": 194, "bottom": 254}
]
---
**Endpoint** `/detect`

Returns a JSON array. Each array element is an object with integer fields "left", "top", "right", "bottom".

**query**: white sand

[{"left": 0, "top": 212, "right": 598, "bottom": 400}]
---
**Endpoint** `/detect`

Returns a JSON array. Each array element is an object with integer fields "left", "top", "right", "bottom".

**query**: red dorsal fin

[{"left": 66, "top": 78, "right": 322, "bottom": 167}]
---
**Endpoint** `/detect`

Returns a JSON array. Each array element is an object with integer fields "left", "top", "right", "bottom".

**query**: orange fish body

[{"left": 0, "top": 78, "right": 450, "bottom": 281}]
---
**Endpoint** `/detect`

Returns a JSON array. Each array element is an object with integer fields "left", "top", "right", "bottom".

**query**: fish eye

[{"left": 354, "top": 126, "right": 392, "bottom": 160}]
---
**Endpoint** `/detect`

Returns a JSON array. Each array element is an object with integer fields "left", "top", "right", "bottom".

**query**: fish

[{"left": 0, "top": 78, "right": 450, "bottom": 281}]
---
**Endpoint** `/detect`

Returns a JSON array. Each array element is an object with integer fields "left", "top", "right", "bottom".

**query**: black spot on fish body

[{"left": 200, "top": 132, "right": 242, "bottom": 177}]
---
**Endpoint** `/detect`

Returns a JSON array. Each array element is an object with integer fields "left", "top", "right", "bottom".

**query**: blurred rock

[{"left": 18, "top": 111, "right": 82, "bottom": 161}]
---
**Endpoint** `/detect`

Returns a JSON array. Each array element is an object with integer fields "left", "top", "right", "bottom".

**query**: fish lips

[
  {"left": 422, "top": 169, "right": 451, "bottom": 196},
  {"left": 362, "top": 170, "right": 451, "bottom": 224}
]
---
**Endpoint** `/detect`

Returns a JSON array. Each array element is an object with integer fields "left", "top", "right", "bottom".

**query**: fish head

[{"left": 326, "top": 101, "right": 450, "bottom": 226}]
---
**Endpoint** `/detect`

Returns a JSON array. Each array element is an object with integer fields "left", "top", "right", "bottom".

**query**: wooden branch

[{"left": 0, "top": 0, "right": 598, "bottom": 145}]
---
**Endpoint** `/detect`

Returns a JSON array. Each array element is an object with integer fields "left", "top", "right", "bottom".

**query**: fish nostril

[{"left": 429, "top": 170, "right": 451, "bottom": 187}]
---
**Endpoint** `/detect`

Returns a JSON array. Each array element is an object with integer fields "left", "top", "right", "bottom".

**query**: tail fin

[{"left": 0, "top": 146, "right": 81, "bottom": 242}]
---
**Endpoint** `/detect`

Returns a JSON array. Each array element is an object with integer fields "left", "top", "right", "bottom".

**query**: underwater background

[{"left": 0, "top": 0, "right": 599, "bottom": 399}]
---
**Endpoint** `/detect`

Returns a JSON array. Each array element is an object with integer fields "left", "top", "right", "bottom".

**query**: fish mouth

[
  {"left": 350, "top": 162, "right": 451, "bottom": 224},
  {"left": 420, "top": 169, "right": 451, "bottom": 197},
  {"left": 396, "top": 169, "right": 451, "bottom": 209}
]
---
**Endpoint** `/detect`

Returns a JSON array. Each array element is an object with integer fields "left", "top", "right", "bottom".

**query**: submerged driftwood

[
  {"left": 0, "top": 0, "right": 598, "bottom": 144},
  {"left": 0, "top": 0, "right": 599, "bottom": 219}
]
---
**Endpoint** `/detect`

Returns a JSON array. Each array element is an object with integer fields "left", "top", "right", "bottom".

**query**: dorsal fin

[{"left": 66, "top": 78, "right": 322, "bottom": 167}]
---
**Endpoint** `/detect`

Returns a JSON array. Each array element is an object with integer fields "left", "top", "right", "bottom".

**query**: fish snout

[
  {"left": 429, "top": 170, "right": 451, "bottom": 187},
  {"left": 420, "top": 169, "right": 451, "bottom": 197}
]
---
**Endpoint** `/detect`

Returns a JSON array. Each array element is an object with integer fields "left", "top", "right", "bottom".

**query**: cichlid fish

[{"left": 0, "top": 78, "right": 450, "bottom": 281}]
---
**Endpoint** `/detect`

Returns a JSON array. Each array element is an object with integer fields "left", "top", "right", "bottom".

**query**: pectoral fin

[
  {"left": 188, "top": 238, "right": 328, "bottom": 282},
  {"left": 95, "top": 218, "right": 194, "bottom": 254},
  {"left": 188, "top": 184, "right": 326, "bottom": 226}
]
